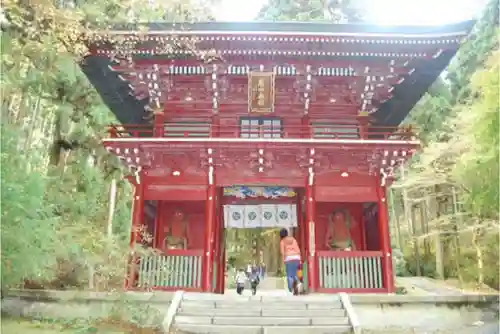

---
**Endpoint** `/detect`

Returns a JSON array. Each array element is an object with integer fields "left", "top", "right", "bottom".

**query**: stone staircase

[{"left": 173, "top": 293, "right": 353, "bottom": 334}]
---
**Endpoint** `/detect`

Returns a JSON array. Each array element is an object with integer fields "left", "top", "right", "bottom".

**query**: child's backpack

[
  {"left": 296, "top": 263, "right": 304, "bottom": 282},
  {"left": 293, "top": 263, "right": 306, "bottom": 295}
]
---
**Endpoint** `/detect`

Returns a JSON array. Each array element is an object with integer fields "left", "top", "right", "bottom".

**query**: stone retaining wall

[
  {"left": 350, "top": 294, "right": 499, "bottom": 333},
  {"left": 2, "top": 289, "right": 498, "bottom": 334},
  {"left": 1, "top": 290, "right": 175, "bottom": 329}
]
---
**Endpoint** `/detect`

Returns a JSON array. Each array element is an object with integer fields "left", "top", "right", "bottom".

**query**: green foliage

[
  {"left": 405, "top": 78, "right": 453, "bottom": 144},
  {"left": 453, "top": 51, "right": 499, "bottom": 218},
  {"left": 403, "top": 247, "right": 438, "bottom": 278},
  {"left": 0, "top": 123, "right": 61, "bottom": 287},
  {"left": 1, "top": 0, "right": 217, "bottom": 290},
  {"left": 394, "top": 1, "right": 499, "bottom": 290},
  {"left": 447, "top": 0, "right": 499, "bottom": 103},
  {"left": 392, "top": 249, "right": 407, "bottom": 276},
  {"left": 256, "top": 0, "right": 364, "bottom": 22}
]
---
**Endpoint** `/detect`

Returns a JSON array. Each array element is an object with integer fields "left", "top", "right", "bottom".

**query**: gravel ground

[
  {"left": 0, "top": 317, "right": 164, "bottom": 334},
  {"left": 360, "top": 323, "right": 499, "bottom": 334}
]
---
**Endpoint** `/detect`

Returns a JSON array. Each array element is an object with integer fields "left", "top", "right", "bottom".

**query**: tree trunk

[
  {"left": 410, "top": 205, "right": 421, "bottom": 276},
  {"left": 434, "top": 230, "right": 444, "bottom": 280},
  {"left": 400, "top": 166, "right": 412, "bottom": 226},
  {"left": 88, "top": 263, "right": 95, "bottom": 290},
  {"left": 472, "top": 226, "right": 484, "bottom": 287},
  {"left": 428, "top": 194, "right": 444, "bottom": 279},
  {"left": 389, "top": 188, "right": 402, "bottom": 250},
  {"left": 107, "top": 178, "right": 117, "bottom": 237},
  {"left": 419, "top": 201, "right": 430, "bottom": 257},
  {"left": 24, "top": 92, "right": 42, "bottom": 153},
  {"left": 451, "top": 187, "right": 464, "bottom": 286}
]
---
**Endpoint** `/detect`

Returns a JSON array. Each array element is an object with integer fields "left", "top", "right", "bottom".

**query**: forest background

[{"left": 1, "top": 0, "right": 499, "bottom": 292}]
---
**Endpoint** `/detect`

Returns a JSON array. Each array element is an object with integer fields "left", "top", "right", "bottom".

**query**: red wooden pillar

[
  {"left": 125, "top": 174, "right": 144, "bottom": 289},
  {"left": 203, "top": 169, "right": 216, "bottom": 292},
  {"left": 153, "top": 107, "right": 165, "bottom": 137},
  {"left": 153, "top": 201, "right": 162, "bottom": 249},
  {"left": 210, "top": 116, "right": 223, "bottom": 293},
  {"left": 357, "top": 114, "right": 370, "bottom": 139},
  {"left": 218, "top": 210, "right": 227, "bottom": 294},
  {"left": 214, "top": 188, "right": 225, "bottom": 294},
  {"left": 301, "top": 115, "right": 311, "bottom": 138},
  {"left": 376, "top": 183, "right": 395, "bottom": 293},
  {"left": 296, "top": 190, "right": 306, "bottom": 256},
  {"left": 211, "top": 115, "right": 220, "bottom": 137},
  {"left": 109, "top": 126, "right": 118, "bottom": 138},
  {"left": 359, "top": 206, "right": 367, "bottom": 250},
  {"left": 305, "top": 181, "right": 317, "bottom": 292}
]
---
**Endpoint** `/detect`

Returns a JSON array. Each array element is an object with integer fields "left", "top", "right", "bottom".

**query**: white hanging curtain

[
  {"left": 224, "top": 204, "right": 298, "bottom": 228},
  {"left": 224, "top": 205, "right": 245, "bottom": 228},
  {"left": 260, "top": 204, "right": 278, "bottom": 228},
  {"left": 244, "top": 205, "right": 261, "bottom": 228},
  {"left": 276, "top": 204, "right": 296, "bottom": 227},
  {"left": 290, "top": 204, "right": 298, "bottom": 227}
]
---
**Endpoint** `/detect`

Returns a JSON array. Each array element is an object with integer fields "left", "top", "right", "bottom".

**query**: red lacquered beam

[
  {"left": 107, "top": 123, "right": 417, "bottom": 141},
  {"left": 109, "top": 60, "right": 413, "bottom": 74}
]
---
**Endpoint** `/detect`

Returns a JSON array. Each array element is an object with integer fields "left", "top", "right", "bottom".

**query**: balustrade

[
  {"left": 137, "top": 249, "right": 203, "bottom": 290},
  {"left": 317, "top": 251, "right": 385, "bottom": 292},
  {"left": 108, "top": 122, "right": 416, "bottom": 141}
]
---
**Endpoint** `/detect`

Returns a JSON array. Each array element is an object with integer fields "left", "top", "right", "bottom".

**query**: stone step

[
  {"left": 175, "top": 316, "right": 350, "bottom": 326},
  {"left": 175, "top": 324, "right": 352, "bottom": 334},
  {"left": 178, "top": 307, "right": 261, "bottom": 317},
  {"left": 178, "top": 307, "right": 347, "bottom": 318},
  {"left": 182, "top": 293, "right": 341, "bottom": 303},
  {"left": 180, "top": 300, "right": 343, "bottom": 310}
]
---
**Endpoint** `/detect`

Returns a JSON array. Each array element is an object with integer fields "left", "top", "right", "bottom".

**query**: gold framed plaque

[{"left": 248, "top": 71, "right": 275, "bottom": 113}]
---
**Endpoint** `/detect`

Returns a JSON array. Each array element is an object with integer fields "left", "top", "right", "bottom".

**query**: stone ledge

[
  {"left": 4, "top": 289, "right": 174, "bottom": 303},
  {"left": 182, "top": 292, "right": 341, "bottom": 303},
  {"left": 349, "top": 294, "right": 499, "bottom": 306}
]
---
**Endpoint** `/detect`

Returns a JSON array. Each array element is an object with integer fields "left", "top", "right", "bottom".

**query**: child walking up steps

[{"left": 235, "top": 268, "right": 248, "bottom": 295}]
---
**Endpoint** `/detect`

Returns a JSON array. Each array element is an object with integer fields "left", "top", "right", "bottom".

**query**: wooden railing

[
  {"left": 137, "top": 249, "right": 203, "bottom": 290},
  {"left": 317, "top": 251, "right": 384, "bottom": 292},
  {"left": 108, "top": 123, "right": 417, "bottom": 141}
]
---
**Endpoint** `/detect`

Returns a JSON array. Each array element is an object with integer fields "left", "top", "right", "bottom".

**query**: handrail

[
  {"left": 317, "top": 250, "right": 384, "bottom": 258},
  {"left": 161, "top": 290, "right": 184, "bottom": 333},
  {"left": 161, "top": 249, "right": 204, "bottom": 257},
  {"left": 339, "top": 292, "right": 361, "bottom": 334}
]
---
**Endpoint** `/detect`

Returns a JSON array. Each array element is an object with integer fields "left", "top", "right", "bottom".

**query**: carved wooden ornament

[{"left": 248, "top": 71, "right": 275, "bottom": 113}]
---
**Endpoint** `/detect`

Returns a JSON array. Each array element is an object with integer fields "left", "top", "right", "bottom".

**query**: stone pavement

[
  {"left": 397, "top": 276, "right": 465, "bottom": 296},
  {"left": 257, "top": 276, "right": 286, "bottom": 290}
]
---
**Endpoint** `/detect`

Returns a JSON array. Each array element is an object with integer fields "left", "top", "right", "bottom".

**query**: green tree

[
  {"left": 257, "top": 0, "right": 364, "bottom": 22},
  {"left": 447, "top": 0, "right": 499, "bottom": 103},
  {"left": 1, "top": 0, "right": 217, "bottom": 289},
  {"left": 0, "top": 123, "right": 61, "bottom": 287},
  {"left": 405, "top": 78, "right": 453, "bottom": 144},
  {"left": 453, "top": 51, "right": 499, "bottom": 219},
  {"left": 392, "top": 0, "right": 499, "bottom": 289}
]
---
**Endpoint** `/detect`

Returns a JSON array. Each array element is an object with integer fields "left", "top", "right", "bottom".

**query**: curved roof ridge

[{"left": 107, "top": 20, "right": 476, "bottom": 37}]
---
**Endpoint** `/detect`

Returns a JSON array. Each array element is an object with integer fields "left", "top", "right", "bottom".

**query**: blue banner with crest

[{"left": 223, "top": 186, "right": 296, "bottom": 199}]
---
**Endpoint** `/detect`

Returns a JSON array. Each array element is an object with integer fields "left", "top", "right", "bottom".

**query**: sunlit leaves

[
  {"left": 453, "top": 51, "right": 499, "bottom": 218},
  {"left": 257, "top": 0, "right": 364, "bottom": 22},
  {"left": 0, "top": 123, "right": 62, "bottom": 287},
  {"left": 2, "top": 0, "right": 218, "bottom": 290}
]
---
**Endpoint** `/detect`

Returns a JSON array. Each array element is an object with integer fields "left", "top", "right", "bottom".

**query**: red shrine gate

[{"left": 87, "top": 21, "right": 473, "bottom": 293}]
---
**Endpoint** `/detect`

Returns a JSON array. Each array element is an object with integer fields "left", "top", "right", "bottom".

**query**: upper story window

[
  {"left": 240, "top": 118, "right": 282, "bottom": 138},
  {"left": 311, "top": 122, "right": 359, "bottom": 139},
  {"left": 164, "top": 122, "right": 210, "bottom": 137}
]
